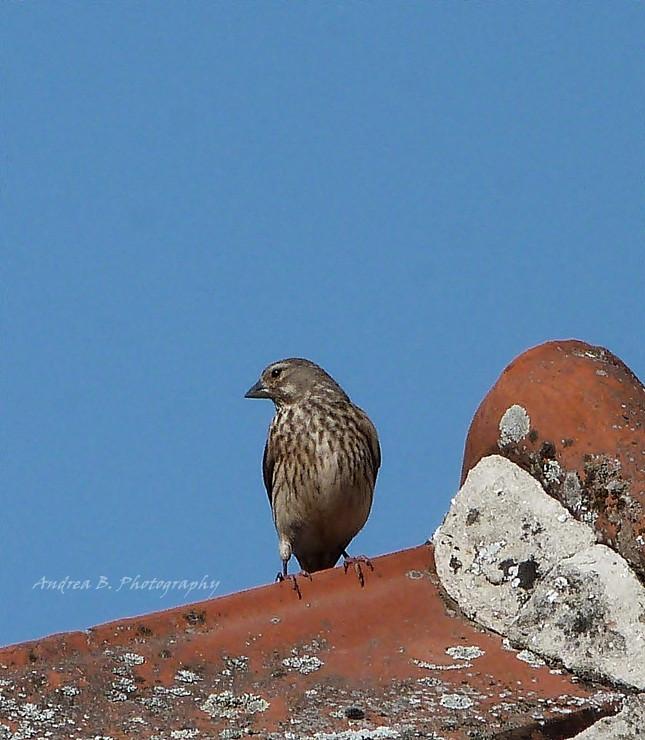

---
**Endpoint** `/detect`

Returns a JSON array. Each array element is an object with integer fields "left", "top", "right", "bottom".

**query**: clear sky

[{"left": 2, "top": 3, "right": 643, "bottom": 647}]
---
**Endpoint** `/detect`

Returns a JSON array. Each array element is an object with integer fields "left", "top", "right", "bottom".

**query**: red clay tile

[
  {"left": 461, "top": 340, "right": 645, "bottom": 579},
  {"left": 0, "top": 546, "right": 620, "bottom": 738}
]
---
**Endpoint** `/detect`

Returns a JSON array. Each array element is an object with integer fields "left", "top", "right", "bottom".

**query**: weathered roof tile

[{"left": 0, "top": 545, "right": 621, "bottom": 738}]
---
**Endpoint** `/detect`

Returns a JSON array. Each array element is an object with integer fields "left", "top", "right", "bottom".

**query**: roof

[{"left": 0, "top": 544, "right": 621, "bottom": 738}]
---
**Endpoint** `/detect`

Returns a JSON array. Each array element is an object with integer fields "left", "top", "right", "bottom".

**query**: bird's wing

[
  {"left": 262, "top": 436, "right": 275, "bottom": 505},
  {"left": 357, "top": 409, "right": 381, "bottom": 475}
]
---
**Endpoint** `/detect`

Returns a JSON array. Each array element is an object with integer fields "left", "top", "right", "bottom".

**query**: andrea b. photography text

[{"left": 33, "top": 574, "right": 220, "bottom": 599}]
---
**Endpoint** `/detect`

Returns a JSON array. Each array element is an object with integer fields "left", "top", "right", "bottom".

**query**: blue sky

[{"left": 2, "top": 3, "right": 643, "bottom": 647}]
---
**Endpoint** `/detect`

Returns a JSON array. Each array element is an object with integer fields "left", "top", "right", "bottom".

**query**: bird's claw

[
  {"left": 342, "top": 554, "right": 373, "bottom": 587},
  {"left": 276, "top": 570, "right": 311, "bottom": 599}
]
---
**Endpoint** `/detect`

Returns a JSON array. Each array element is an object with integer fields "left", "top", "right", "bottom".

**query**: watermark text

[{"left": 33, "top": 575, "right": 220, "bottom": 599}]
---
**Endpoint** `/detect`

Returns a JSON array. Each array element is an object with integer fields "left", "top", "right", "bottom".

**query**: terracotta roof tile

[{"left": 0, "top": 545, "right": 621, "bottom": 738}]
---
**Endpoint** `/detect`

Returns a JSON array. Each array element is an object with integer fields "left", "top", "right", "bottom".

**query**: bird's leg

[
  {"left": 342, "top": 550, "right": 374, "bottom": 587},
  {"left": 276, "top": 561, "right": 311, "bottom": 599}
]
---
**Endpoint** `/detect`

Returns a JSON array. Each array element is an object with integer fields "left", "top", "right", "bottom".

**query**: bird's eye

[{"left": 271, "top": 367, "right": 283, "bottom": 378}]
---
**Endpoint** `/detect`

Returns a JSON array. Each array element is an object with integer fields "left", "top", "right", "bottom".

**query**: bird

[{"left": 245, "top": 358, "right": 380, "bottom": 593}]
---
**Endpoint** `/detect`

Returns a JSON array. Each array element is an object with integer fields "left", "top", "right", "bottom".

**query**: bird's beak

[{"left": 245, "top": 380, "right": 270, "bottom": 399}]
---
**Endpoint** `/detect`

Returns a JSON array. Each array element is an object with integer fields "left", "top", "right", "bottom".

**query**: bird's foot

[
  {"left": 342, "top": 553, "right": 373, "bottom": 587},
  {"left": 276, "top": 570, "right": 311, "bottom": 599}
]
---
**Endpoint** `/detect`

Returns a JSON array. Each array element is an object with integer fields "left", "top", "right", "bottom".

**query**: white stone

[
  {"left": 572, "top": 695, "right": 645, "bottom": 738},
  {"left": 435, "top": 455, "right": 595, "bottom": 631},
  {"left": 510, "top": 545, "right": 645, "bottom": 689},
  {"left": 435, "top": 455, "right": 645, "bottom": 690}
]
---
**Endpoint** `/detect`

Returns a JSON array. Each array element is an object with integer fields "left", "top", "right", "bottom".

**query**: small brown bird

[{"left": 245, "top": 358, "right": 380, "bottom": 588}]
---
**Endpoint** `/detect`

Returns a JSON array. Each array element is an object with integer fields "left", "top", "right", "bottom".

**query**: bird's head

[{"left": 245, "top": 358, "right": 349, "bottom": 407}]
